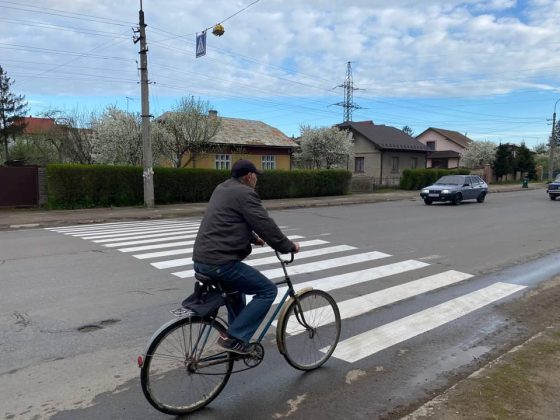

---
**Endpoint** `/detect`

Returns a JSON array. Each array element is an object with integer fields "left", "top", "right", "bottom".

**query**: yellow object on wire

[{"left": 212, "top": 24, "right": 225, "bottom": 36}]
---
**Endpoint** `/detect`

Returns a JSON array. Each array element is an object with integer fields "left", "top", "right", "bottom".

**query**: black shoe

[{"left": 217, "top": 336, "right": 256, "bottom": 355}]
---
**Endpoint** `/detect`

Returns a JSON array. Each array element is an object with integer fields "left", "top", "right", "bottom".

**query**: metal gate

[{"left": 0, "top": 166, "right": 39, "bottom": 207}]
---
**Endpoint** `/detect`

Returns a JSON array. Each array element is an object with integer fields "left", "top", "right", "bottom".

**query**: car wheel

[
  {"left": 550, "top": 195, "right": 557, "bottom": 201},
  {"left": 476, "top": 192, "right": 486, "bottom": 203},
  {"left": 452, "top": 193, "right": 462, "bottom": 205},
  {"left": 424, "top": 198, "right": 432, "bottom": 205}
]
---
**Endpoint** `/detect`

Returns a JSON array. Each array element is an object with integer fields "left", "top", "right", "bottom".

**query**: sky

[{"left": 1, "top": 0, "right": 560, "bottom": 149}]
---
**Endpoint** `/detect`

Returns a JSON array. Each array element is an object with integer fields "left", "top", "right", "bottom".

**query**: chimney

[{"left": 209, "top": 110, "right": 218, "bottom": 118}]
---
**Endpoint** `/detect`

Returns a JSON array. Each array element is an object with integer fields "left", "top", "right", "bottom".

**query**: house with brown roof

[
  {"left": 415, "top": 127, "right": 472, "bottom": 169},
  {"left": 19, "top": 116, "right": 56, "bottom": 135},
  {"left": 159, "top": 110, "right": 298, "bottom": 171},
  {"left": 337, "top": 120, "right": 428, "bottom": 186}
]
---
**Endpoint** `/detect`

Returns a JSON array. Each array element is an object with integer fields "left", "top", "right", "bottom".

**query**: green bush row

[
  {"left": 46, "top": 164, "right": 352, "bottom": 209},
  {"left": 399, "top": 168, "right": 471, "bottom": 190}
]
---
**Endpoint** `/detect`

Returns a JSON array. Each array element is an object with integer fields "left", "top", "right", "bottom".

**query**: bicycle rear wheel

[
  {"left": 278, "top": 289, "right": 341, "bottom": 371},
  {"left": 140, "top": 316, "right": 233, "bottom": 415}
]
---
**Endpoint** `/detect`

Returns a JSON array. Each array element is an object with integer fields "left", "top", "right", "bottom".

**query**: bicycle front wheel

[
  {"left": 140, "top": 316, "right": 233, "bottom": 415},
  {"left": 278, "top": 289, "right": 341, "bottom": 370}
]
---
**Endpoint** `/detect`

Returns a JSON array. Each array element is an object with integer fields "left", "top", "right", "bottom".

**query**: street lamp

[{"left": 549, "top": 99, "right": 560, "bottom": 180}]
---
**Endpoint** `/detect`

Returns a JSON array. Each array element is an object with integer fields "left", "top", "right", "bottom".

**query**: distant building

[
  {"left": 415, "top": 127, "right": 472, "bottom": 169},
  {"left": 157, "top": 110, "right": 298, "bottom": 171},
  {"left": 337, "top": 120, "right": 428, "bottom": 186}
]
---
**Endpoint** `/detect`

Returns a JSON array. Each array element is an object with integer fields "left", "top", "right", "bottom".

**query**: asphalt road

[{"left": 1, "top": 189, "right": 560, "bottom": 420}]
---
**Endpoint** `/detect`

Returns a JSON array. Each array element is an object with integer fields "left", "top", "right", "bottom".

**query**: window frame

[
  {"left": 215, "top": 154, "right": 231, "bottom": 170},
  {"left": 261, "top": 155, "right": 276, "bottom": 170},
  {"left": 354, "top": 156, "right": 365, "bottom": 173}
]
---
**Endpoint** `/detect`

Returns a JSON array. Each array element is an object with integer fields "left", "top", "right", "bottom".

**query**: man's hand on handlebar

[{"left": 292, "top": 242, "right": 300, "bottom": 253}]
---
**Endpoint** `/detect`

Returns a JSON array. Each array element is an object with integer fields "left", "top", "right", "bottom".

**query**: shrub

[{"left": 46, "top": 164, "right": 352, "bottom": 208}]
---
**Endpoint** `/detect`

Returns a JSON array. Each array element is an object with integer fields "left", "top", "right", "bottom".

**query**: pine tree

[
  {"left": 0, "top": 66, "right": 28, "bottom": 163},
  {"left": 493, "top": 143, "right": 513, "bottom": 178}
]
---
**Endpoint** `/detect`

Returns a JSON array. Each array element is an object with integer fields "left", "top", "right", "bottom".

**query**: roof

[
  {"left": 158, "top": 112, "right": 297, "bottom": 148},
  {"left": 212, "top": 117, "right": 297, "bottom": 148},
  {"left": 417, "top": 127, "right": 472, "bottom": 149},
  {"left": 427, "top": 150, "right": 461, "bottom": 159},
  {"left": 337, "top": 121, "right": 428, "bottom": 152},
  {"left": 19, "top": 116, "right": 56, "bottom": 134}
]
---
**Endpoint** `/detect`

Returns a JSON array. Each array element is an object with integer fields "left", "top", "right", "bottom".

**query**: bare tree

[
  {"left": 40, "top": 109, "right": 96, "bottom": 164},
  {"left": 154, "top": 97, "right": 221, "bottom": 168},
  {"left": 294, "top": 125, "right": 353, "bottom": 169}
]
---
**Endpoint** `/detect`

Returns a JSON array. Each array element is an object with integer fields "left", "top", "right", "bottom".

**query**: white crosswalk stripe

[
  {"left": 132, "top": 239, "right": 330, "bottom": 260},
  {"left": 155, "top": 245, "right": 356, "bottom": 270},
  {"left": 328, "top": 282, "right": 526, "bottom": 363},
  {"left": 45, "top": 220, "right": 526, "bottom": 365}
]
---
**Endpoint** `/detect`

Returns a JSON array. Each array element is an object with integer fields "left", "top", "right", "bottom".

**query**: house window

[
  {"left": 262, "top": 155, "right": 276, "bottom": 170},
  {"left": 411, "top": 157, "right": 418, "bottom": 169},
  {"left": 426, "top": 141, "right": 436, "bottom": 151},
  {"left": 391, "top": 157, "right": 399, "bottom": 172},
  {"left": 354, "top": 157, "right": 364, "bottom": 173},
  {"left": 215, "top": 154, "right": 231, "bottom": 170}
]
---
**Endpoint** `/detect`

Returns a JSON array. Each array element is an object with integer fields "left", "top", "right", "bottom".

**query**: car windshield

[{"left": 434, "top": 175, "right": 464, "bottom": 185}]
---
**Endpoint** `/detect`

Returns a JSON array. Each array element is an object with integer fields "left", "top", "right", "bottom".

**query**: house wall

[
  {"left": 352, "top": 133, "right": 426, "bottom": 186},
  {"left": 352, "top": 134, "right": 381, "bottom": 178},
  {"left": 381, "top": 151, "right": 427, "bottom": 185},
  {"left": 416, "top": 130, "right": 466, "bottom": 168},
  {"left": 416, "top": 131, "right": 464, "bottom": 153},
  {"left": 180, "top": 146, "right": 292, "bottom": 171}
]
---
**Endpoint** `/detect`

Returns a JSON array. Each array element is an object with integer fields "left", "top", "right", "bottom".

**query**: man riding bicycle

[{"left": 193, "top": 159, "right": 300, "bottom": 355}]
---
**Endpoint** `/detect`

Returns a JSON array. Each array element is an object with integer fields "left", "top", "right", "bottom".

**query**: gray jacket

[{"left": 193, "top": 177, "right": 295, "bottom": 265}]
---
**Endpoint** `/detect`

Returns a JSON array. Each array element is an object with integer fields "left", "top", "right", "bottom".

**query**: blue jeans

[{"left": 193, "top": 260, "right": 278, "bottom": 343}]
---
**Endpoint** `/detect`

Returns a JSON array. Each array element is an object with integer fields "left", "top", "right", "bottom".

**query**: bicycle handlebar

[{"left": 274, "top": 250, "right": 294, "bottom": 265}]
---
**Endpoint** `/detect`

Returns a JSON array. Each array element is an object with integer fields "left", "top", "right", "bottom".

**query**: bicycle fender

[
  {"left": 141, "top": 315, "right": 202, "bottom": 357},
  {"left": 276, "top": 287, "right": 313, "bottom": 355}
]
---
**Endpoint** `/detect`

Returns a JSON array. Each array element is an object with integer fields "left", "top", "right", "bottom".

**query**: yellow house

[{"left": 174, "top": 110, "right": 298, "bottom": 171}]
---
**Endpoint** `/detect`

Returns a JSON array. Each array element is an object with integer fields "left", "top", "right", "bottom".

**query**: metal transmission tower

[{"left": 334, "top": 61, "right": 362, "bottom": 122}]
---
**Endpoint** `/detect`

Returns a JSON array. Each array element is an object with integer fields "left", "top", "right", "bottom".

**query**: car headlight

[
  {"left": 442, "top": 189, "right": 450, "bottom": 194},
  {"left": 422, "top": 189, "right": 429, "bottom": 194}
]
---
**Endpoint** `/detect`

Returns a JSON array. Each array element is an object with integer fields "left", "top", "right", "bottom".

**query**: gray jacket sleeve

[{"left": 238, "top": 188, "right": 295, "bottom": 253}]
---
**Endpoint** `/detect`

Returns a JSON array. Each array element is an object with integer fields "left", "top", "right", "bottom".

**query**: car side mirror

[{"left": 463, "top": 183, "right": 469, "bottom": 187}]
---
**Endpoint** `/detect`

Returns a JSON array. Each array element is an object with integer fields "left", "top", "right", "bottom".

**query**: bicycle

[{"left": 138, "top": 251, "right": 341, "bottom": 415}]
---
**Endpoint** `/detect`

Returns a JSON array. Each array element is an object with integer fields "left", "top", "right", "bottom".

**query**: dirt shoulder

[{"left": 403, "top": 277, "right": 560, "bottom": 419}]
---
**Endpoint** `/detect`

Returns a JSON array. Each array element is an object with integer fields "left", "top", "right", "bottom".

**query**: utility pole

[
  {"left": 134, "top": 0, "right": 154, "bottom": 208},
  {"left": 334, "top": 61, "right": 363, "bottom": 123},
  {"left": 549, "top": 99, "right": 560, "bottom": 180}
]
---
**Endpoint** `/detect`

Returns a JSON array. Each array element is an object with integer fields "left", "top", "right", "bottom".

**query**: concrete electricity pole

[
  {"left": 549, "top": 99, "right": 560, "bottom": 180},
  {"left": 134, "top": 0, "right": 155, "bottom": 208}
]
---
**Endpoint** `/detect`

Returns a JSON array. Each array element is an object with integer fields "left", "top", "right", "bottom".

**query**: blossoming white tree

[
  {"left": 461, "top": 140, "right": 497, "bottom": 168},
  {"left": 91, "top": 106, "right": 143, "bottom": 165},
  {"left": 295, "top": 125, "right": 353, "bottom": 169}
]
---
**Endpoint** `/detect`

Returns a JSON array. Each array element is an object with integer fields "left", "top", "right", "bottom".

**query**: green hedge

[
  {"left": 46, "top": 164, "right": 352, "bottom": 208},
  {"left": 399, "top": 168, "right": 471, "bottom": 190}
]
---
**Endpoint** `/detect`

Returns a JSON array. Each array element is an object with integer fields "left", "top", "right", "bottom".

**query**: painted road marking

[
  {"left": 156, "top": 245, "right": 356, "bottom": 270},
  {"left": 328, "top": 282, "right": 527, "bottom": 363},
  {"left": 276, "top": 270, "right": 473, "bottom": 332}
]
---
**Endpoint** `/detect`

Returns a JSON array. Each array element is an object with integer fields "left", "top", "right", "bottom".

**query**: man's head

[{"left": 231, "top": 159, "right": 263, "bottom": 189}]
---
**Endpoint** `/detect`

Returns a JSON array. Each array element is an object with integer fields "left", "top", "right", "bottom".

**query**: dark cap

[{"left": 231, "top": 159, "right": 263, "bottom": 178}]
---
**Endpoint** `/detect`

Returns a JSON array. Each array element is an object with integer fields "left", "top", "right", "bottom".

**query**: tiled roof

[
  {"left": 418, "top": 127, "right": 472, "bottom": 148},
  {"left": 158, "top": 112, "right": 297, "bottom": 148},
  {"left": 19, "top": 116, "right": 56, "bottom": 134},
  {"left": 338, "top": 121, "right": 428, "bottom": 151}
]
